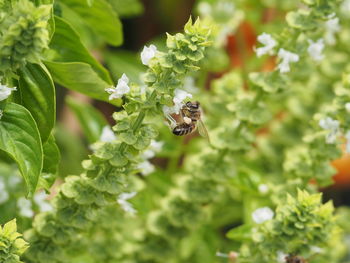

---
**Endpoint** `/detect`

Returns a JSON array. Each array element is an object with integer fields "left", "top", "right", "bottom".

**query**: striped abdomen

[{"left": 172, "top": 122, "right": 196, "bottom": 136}]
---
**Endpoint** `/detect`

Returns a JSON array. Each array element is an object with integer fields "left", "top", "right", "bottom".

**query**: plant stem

[{"left": 118, "top": 90, "right": 158, "bottom": 153}]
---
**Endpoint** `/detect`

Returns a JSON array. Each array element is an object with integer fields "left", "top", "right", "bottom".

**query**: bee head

[{"left": 186, "top": 101, "right": 200, "bottom": 109}]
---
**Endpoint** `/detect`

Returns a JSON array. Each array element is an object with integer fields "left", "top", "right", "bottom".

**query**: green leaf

[
  {"left": 39, "top": 134, "right": 60, "bottom": 190},
  {"left": 59, "top": 0, "right": 123, "bottom": 46},
  {"left": 104, "top": 50, "right": 144, "bottom": 83},
  {"left": 286, "top": 10, "right": 317, "bottom": 30},
  {"left": 49, "top": 16, "right": 112, "bottom": 84},
  {"left": 226, "top": 224, "right": 252, "bottom": 241},
  {"left": 18, "top": 63, "right": 55, "bottom": 143},
  {"left": 44, "top": 61, "right": 119, "bottom": 105},
  {"left": 107, "top": 0, "right": 143, "bottom": 18},
  {"left": 0, "top": 103, "right": 43, "bottom": 195},
  {"left": 66, "top": 96, "right": 108, "bottom": 143}
]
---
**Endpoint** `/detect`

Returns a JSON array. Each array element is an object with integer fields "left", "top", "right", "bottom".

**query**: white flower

[
  {"left": 345, "top": 130, "right": 350, "bottom": 153},
  {"left": 0, "top": 84, "right": 16, "bottom": 101},
  {"left": 341, "top": 0, "right": 350, "bottom": 16},
  {"left": 140, "top": 44, "right": 157, "bottom": 66},
  {"left": 0, "top": 190, "right": 9, "bottom": 204},
  {"left": 277, "top": 48, "right": 299, "bottom": 73},
  {"left": 137, "top": 161, "right": 155, "bottom": 176},
  {"left": 0, "top": 179, "right": 9, "bottom": 204},
  {"left": 310, "top": 246, "right": 323, "bottom": 254},
  {"left": 345, "top": 102, "right": 350, "bottom": 113},
  {"left": 105, "top": 74, "right": 130, "bottom": 100},
  {"left": 142, "top": 140, "right": 164, "bottom": 160},
  {"left": 17, "top": 197, "right": 34, "bottom": 218},
  {"left": 277, "top": 251, "right": 288, "bottom": 263},
  {"left": 183, "top": 77, "right": 199, "bottom": 94},
  {"left": 255, "top": 33, "right": 277, "bottom": 57},
  {"left": 8, "top": 176, "right": 22, "bottom": 188},
  {"left": 252, "top": 207, "right": 274, "bottom": 224},
  {"left": 173, "top": 88, "right": 193, "bottom": 114},
  {"left": 307, "top": 39, "right": 325, "bottom": 61},
  {"left": 117, "top": 192, "right": 137, "bottom": 215},
  {"left": 0, "top": 109, "right": 3, "bottom": 120},
  {"left": 100, "top": 126, "right": 116, "bottom": 142},
  {"left": 258, "top": 184, "right": 269, "bottom": 194},
  {"left": 198, "top": 2, "right": 212, "bottom": 16},
  {"left": 319, "top": 117, "right": 340, "bottom": 144},
  {"left": 216, "top": 1, "right": 235, "bottom": 17},
  {"left": 325, "top": 15, "right": 340, "bottom": 45},
  {"left": 33, "top": 191, "right": 53, "bottom": 212}
]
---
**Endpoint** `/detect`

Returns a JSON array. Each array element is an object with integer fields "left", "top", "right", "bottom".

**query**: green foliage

[
  {"left": 18, "top": 63, "right": 55, "bottom": 143},
  {"left": 237, "top": 190, "right": 336, "bottom": 263},
  {"left": 0, "top": 103, "right": 43, "bottom": 196},
  {"left": 0, "top": 0, "right": 51, "bottom": 73},
  {"left": 0, "top": 219, "right": 28, "bottom": 263}
]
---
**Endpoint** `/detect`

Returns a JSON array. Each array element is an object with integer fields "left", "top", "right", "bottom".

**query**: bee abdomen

[{"left": 172, "top": 123, "right": 194, "bottom": 136}]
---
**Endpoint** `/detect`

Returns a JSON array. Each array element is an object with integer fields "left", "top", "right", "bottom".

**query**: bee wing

[{"left": 197, "top": 119, "right": 210, "bottom": 142}]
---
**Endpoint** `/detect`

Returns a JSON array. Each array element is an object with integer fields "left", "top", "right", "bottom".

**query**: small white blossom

[
  {"left": 8, "top": 176, "right": 22, "bottom": 187},
  {"left": 198, "top": 2, "right": 212, "bottom": 16},
  {"left": 173, "top": 88, "right": 193, "bottom": 114},
  {"left": 307, "top": 39, "right": 325, "bottom": 61},
  {"left": 345, "top": 102, "right": 350, "bottom": 113},
  {"left": 17, "top": 197, "right": 34, "bottom": 218},
  {"left": 105, "top": 74, "right": 130, "bottom": 100},
  {"left": 252, "top": 207, "right": 274, "bottom": 224},
  {"left": 100, "top": 126, "right": 116, "bottom": 142},
  {"left": 319, "top": 117, "right": 340, "bottom": 144},
  {"left": 0, "top": 84, "right": 16, "bottom": 101},
  {"left": 277, "top": 48, "right": 299, "bottom": 73},
  {"left": 137, "top": 161, "right": 155, "bottom": 176},
  {"left": 258, "top": 184, "right": 269, "bottom": 194},
  {"left": 255, "top": 33, "right": 277, "bottom": 57},
  {"left": 345, "top": 130, "right": 350, "bottom": 153},
  {"left": 310, "top": 246, "right": 323, "bottom": 254},
  {"left": 0, "top": 190, "right": 9, "bottom": 204},
  {"left": 140, "top": 44, "right": 157, "bottom": 66},
  {"left": 325, "top": 15, "right": 340, "bottom": 45},
  {"left": 216, "top": 1, "right": 235, "bottom": 15},
  {"left": 117, "top": 192, "right": 137, "bottom": 215},
  {"left": 142, "top": 140, "right": 164, "bottom": 160},
  {"left": 34, "top": 191, "right": 53, "bottom": 212},
  {"left": 277, "top": 251, "right": 288, "bottom": 263},
  {"left": 0, "top": 178, "right": 9, "bottom": 204},
  {"left": 341, "top": 0, "right": 350, "bottom": 16},
  {"left": 183, "top": 77, "right": 199, "bottom": 94}
]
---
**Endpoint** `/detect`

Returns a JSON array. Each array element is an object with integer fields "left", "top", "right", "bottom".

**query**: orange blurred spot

[{"left": 332, "top": 150, "right": 350, "bottom": 187}]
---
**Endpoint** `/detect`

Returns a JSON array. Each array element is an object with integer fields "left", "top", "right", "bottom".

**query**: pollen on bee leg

[{"left": 183, "top": 117, "right": 192, "bottom": 124}]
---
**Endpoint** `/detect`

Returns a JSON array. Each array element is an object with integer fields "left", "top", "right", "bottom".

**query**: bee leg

[{"left": 165, "top": 114, "right": 177, "bottom": 129}]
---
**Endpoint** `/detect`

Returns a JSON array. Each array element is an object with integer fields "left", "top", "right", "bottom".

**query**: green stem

[{"left": 118, "top": 90, "right": 158, "bottom": 153}]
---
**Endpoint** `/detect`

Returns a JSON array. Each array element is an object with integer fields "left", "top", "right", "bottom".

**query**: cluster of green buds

[
  {"left": 23, "top": 18, "right": 211, "bottom": 263},
  {"left": 0, "top": 219, "right": 28, "bottom": 263},
  {"left": 237, "top": 190, "right": 336, "bottom": 263},
  {"left": 0, "top": 0, "right": 51, "bottom": 75}
]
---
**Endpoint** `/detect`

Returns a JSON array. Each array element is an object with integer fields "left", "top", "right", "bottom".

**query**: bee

[
  {"left": 285, "top": 255, "right": 307, "bottom": 263},
  {"left": 171, "top": 101, "right": 209, "bottom": 140}
]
